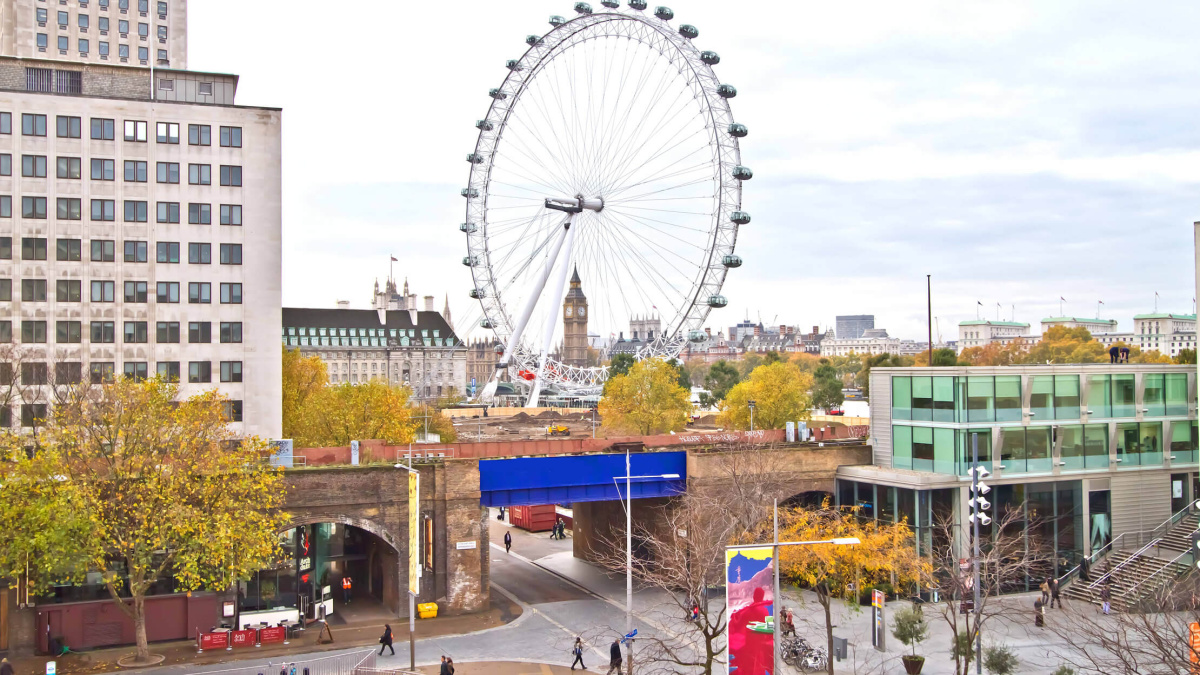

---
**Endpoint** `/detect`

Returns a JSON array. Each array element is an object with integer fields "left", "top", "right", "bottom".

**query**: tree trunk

[
  {"left": 133, "top": 592, "right": 149, "bottom": 662},
  {"left": 819, "top": 589, "right": 835, "bottom": 675}
]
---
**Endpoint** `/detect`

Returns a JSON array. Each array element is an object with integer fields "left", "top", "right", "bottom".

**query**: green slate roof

[
  {"left": 1133, "top": 313, "right": 1196, "bottom": 320},
  {"left": 958, "top": 320, "right": 1030, "bottom": 327},
  {"left": 1041, "top": 317, "right": 1118, "bottom": 325}
]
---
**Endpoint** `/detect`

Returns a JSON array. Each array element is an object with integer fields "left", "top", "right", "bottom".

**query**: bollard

[{"left": 196, "top": 628, "right": 203, "bottom": 654}]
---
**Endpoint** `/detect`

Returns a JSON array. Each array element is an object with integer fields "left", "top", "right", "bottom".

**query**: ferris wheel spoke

[
  {"left": 606, "top": 160, "right": 717, "bottom": 199},
  {"left": 594, "top": 83, "right": 696, "bottom": 196},
  {"left": 602, "top": 209, "right": 708, "bottom": 274},
  {"left": 600, "top": 118, "right": 713, "bottom": 197},
  {"left": 600, "top": 215, "right": 690, "bottom": 321}
]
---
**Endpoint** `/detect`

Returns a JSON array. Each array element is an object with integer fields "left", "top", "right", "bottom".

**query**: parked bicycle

[{"left": 780, "top": 635, "right": 829, "bottom": 672}]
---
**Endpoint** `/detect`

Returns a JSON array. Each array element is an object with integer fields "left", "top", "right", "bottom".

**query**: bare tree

[
  {"left": 1043, "top": 573, "right": 1200, "bottom": 674},
  {"left": 929, "top": 506, "right": 1053, "bottom": 675}
]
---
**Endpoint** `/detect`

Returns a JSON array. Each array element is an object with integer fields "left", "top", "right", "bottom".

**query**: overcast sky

[{"left": 191, "top": 1, "right": 1200, "bottom": 342}]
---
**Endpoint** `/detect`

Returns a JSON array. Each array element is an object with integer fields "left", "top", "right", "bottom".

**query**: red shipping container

[{"left": 509, "top": 505, "right": 557, "bottom": 532}]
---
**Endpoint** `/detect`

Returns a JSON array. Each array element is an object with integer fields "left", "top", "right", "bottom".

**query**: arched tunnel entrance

[{"left": 236, "top": 518, "right": 401, "bottom": 628}]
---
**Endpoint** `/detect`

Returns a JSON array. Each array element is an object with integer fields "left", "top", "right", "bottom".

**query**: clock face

[
  {"left": 565, "top": 306, "right": 573, "bottom": 317},
  {"left": 578, "top": 307, "right": 585, "bottom": 317}
]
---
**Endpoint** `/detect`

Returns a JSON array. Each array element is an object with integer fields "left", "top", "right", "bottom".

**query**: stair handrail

[
  {"left": 1058, "top": 533, "right": 1125, "bottom": 584},
  {"left": 1120, "top": 549, "right": 1190, "bottom": 601},
  {"left": 1147, "top": 499, "right": 1200, "bottom": 544},
  {"left": 1088, "top": 537, "right": 1162, "bottom": 589}
]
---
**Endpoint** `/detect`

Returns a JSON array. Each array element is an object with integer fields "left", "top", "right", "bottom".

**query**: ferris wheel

[{"left": 464, "top": 1, "right": 751, "bottom": 406}]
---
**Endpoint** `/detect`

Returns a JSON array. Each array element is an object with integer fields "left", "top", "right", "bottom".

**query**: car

[{"left": 828, "top": 407, "right": 845, "bottom": 416}]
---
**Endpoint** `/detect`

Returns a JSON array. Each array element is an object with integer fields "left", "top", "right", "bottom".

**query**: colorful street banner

[
  {"left": 727, "top": 547, "right": 774, "bottom": 675},
  {"left": 409, "top": 471, "right": 420, "bottom": 595},
  {"left": 1190, "top": 621, "right": 1200, "bottom": 674}
]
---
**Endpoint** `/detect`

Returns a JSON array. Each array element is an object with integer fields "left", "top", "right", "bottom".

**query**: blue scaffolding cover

[{"left": 479, "top": 451, "right": 687, "bottom": 507}]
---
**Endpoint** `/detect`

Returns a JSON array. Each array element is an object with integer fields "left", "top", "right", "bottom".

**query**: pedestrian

[
  {"left": 606, "top": 639, "right": 623, "bottom": 675},
  {"left": 1050, "top": 576, "right": 1062, "bottom": 609},
  {"left": 1120, "top": 346, "right": 1130, "bottom": 363},
  {"left": 1100, "top": 584, "right": 1112, "bottom": 615},
  {"left": 782, "top": 607, "right": 796, "bottom": 636},
  {"left": 691, "top": 602, "right": 700, "bottom": 623},
  {"left": 1109, "top": 345, "right": 1119, "bottom": 363},
  {"left": 440, "top": 656, "right": 451, "bottom": 675},
  {"left": 0, "top": 657, "right": 12, "bottom": 675},
  {"left": 1039, "top": 578, "right": 1050, "bottom": 606},
  {"left": 342, "top": 574, "right": 352, "bottom": 604},
  {"left": 1080, "top": 555, "right": 1091, "bottom": 583},
  {"left": 570, "top": 636, "right": 586, "bottom": 670},
  {"left": 505, "top": 530, "right": 512, "bottom": 554},
  {"left": 1034, "top": 598, "right": 1045, "bottom": 627},
  {"left": 379, "top": 624, "right": 394, "bottom": 656},
  {"left": 447, "top": 657, "right": 455, "bottom": 674}
]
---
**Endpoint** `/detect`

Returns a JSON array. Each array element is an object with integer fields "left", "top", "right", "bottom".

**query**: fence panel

[{"left": 193, "top": 648, "right": 376, "bottom": 675}]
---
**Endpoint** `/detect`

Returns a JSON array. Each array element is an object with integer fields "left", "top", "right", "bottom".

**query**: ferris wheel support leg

[
  {"left": 527, "top": 223, "right": 577, "bottom": 408},
  {"left": 480, "top": 214, "right": 574, "bottom": 404}
]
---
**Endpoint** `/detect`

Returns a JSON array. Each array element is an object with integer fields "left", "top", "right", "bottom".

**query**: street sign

[
  {"left": 621, "top": 629, "right": 638, "bottom": 644},
  {"left": 46, "top": 662, "right": 56, "bottom": 675},
  {"left": 871, "top": 589, "right": 885, "bottom": 609}
]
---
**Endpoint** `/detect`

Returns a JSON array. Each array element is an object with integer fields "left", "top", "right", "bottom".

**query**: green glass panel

[
  {"left": 912, "top": 426, "right": 934, "bottom": 472},
  {"left": 1054, "top": 375, "right": 1080, "bottom": 420},
  {"left": 1026, "top": 427, "right": 1052, "bottom": 473},
  {"left": 1140, "top": 421, "right": 1163, "bottom": 466},
  {"left": 967, "top": 376, "right": 995, "bottom": 423},
  {"left": 1117, "top": 422, "right": 1141, "bottom": 466},
  {"left": 1060, "top": 425, "right": 1085, "bottom": 470},
  {"left": 995, "top": 375, "right": 1021, "bottom": 422},
  {"left": 911, "top": 377, "right": 932, "bottom": 421},
  {"left": 1166, "top": 374, "right": 1189, "bottom": 416},
  {"left": 892, "top": 377, "right": 912, "bottom": 420},
  {"left": 934, "top": 427, "right": 955, "bottom": 474},
  {"left": 1143, "top": 373, "right": 1165, "bottom": 417},
  {"left": 1083, "top": 424, "right": 1109, "bottom": 469},
  {"left": 1030, "top": 376, "right": 1054, "bottom": 420},
  {"left": 1001, "top": 427, "right": 1026, "bottom": 473},
  {"left": 1086, "top": 374, "right": 1110, "bottom": 417},
  {"left": 933, "top": 377, "right": 956, "bottom": 422},
  {"left": 893, "top": 425, "right": 912, "bottom": 470},
  {"left": 1170, "top": 420, "right": 1198, "bottom": 465},
  {"left": 1112, "top": 374, "right": 1135, "bottom": 417}
]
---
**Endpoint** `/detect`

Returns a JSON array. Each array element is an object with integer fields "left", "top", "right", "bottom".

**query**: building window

[
  {"left": 56, "top": 362, "right": 82, "bottom": 384},
  {"left": 21, "top": 279, "right": 46, "bottom": 302},
  {"left": 220, "top": 322, "right": 242, "bottom": 343},
  {"left": 220, "top": 244, "right": 242, "bottom": 265},
  {"left": 188, "top": 163, "right": 211, "bottom": 185},
  {"left": 90, "top": 362, "right": 115, "bottom": 383},
  {"left": 123, "top": 281, "right": 147, "bottom": 303},
  {"left": 119, "top": 44, "right": 128, "bottom": 59},
  {"left": 188, "top": 203, "right": 211, "bottom": 224},
  {"left": 156, "top": 321, "right": 180, "bottom": 343},
  {"left": 56, "top": 115, "right": 82, "bottom": 138},
  {"left": 56, "top": 198, "right": 82, "bottom": 220},
  {"left": 56, "top": 238, "right": 81, "bottom": 261},
  {"left": 138, "top": 46, "right": 148, "bottom": 62},
  {"left": 56, "top": 157, "right": 81, "bottom": 179},
  {"left": 156, "top": 201, "right": 180, "bottom": 224},
  {"left": 188, "top": 282, "right": 210, "bottom": 304},
  {"left": 21, "top": 197, "right": 47, "bottom": 219},
  {"left": 123, "top": 321, "right": 148, "bottom": 343},
  {"left": 91, "top": 158, "right": 115, "bottom": 180},
  {"left": 37, "top": 8, "right": 47, "bottom": 23},
  {"left": 155, "top": 282, "right": 178, "bottom": 303},
  {"left": 198, "top": 82, "right": 213, "bottom": 96},
  {"left": 21, "top": 404, "right": 48, "bottom": 427},
  {"left": 0, "top": 113, "right": 8, "bottom": 135},
  {"left": 57, "top": 11, "right": 68, "bottom": 26},
  {"left": 91, "top": 118, "right": 115, "bottom": 140},
  {"left": 138, "top": 22, "right": 148, "bottom": 37},
  {"left": 188, "top": 124, "right": 210, "bottom": 146},
  {"left": 219, "top": 126, "right": 242, "bottom": 148},
  {"left": 21, "top": 321, "right": 47, "bottom": 344},
  {"left": 90, "top": 321, "right": 116, "bottom": 342},
  {"left": 21, "top": 155, "right": 46, "bottom": 177},
  {"left": 155, "top": 122, "right": 179, "bottom": 144},
  {"left": 155, "top": 241, "right": 179, "bottom": 263},
  {"left": 0, "top": 154, "right": 10, "bottom": 176},
  {"left": 220, "top": 204, "right": 242, "bottom": 226},
  {"left": 223, "top": 400, "right": 243, "bottom": 422},
  {"left": 78, "top": 38, "right": 89, "bottom": 54},
  {"left": 157, "top": 1, "right": 167, "bottom": 16},
  {"left": 220, "top": 361, "right": 243, "bottom": 383},
  {"left": 56, "top": 280, "right": 81, "bottom": 302},
  {"left": 219, "top": 165, "right": 242, "bottom": 186},
  {"left": 123, "top": 362, "right": 148, "bottom": 382},
  {"left": 99, "top": 41, "right": 109, "bottom": 56},
  {"left": 220, "top": 283, "right": 242, "bottom": 304},
  {"left": 21, "top": 237, "right": 47, "bottom": 260},
  {"left": 22, "top": 114, "right": 46, "bottom": 136},
  {"left": 188, "top": 361, "right": 211, "bottom": 383},
  {"left": 0, "top": 321, "right": 9, "bottom": 343},
  {"left": 188, "top": 242, "right": 210, "bottom": 264},
  {"left": 57, "top": 36, "right": 68, "bottom": 52},
  {"left": 123, "top": 120, "right": 147, "bottom": 142},
  {"left": 124, "top": 160, "right": 147, "bottom": 182},
  {"left": 91, "top": 199, "right": 115, "bottom": 221},
  {"left": 90, "top": 240, "right": 115, "bottom": 262},
  {"left": 0, "top": 196, "right": 9, "bottom": 218},
  {"left": 156, "top": 161, "right": 179, "bottom": 184},
  {"left": 123, "top": 200, "right": 148, "bottom": 222},
  {"left": 157, "top": 361, "right": 180, "bottom": 382}
]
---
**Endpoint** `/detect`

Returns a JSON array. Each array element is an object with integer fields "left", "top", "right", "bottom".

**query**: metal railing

[
  {"left": 1145, "top": 499, "right": 1200, "bottom": 546},
  {"left": 1121, "top": 548, "right": 1191, "bottom": 602},
  {"left": 1088, "top": 537, "right": 1162, "bottom": 589},
  {"left": 1058, "top": 533, "right": 1126, "bottom": 584},
  {"left": 194, "top": 648, "right": 376, "bottom": 675},
  {"left": 355, "top": 668, "right": 421, "bottom": 675}
]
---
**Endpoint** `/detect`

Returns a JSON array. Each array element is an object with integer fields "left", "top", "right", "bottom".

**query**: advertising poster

[
  {"left": 727, "top": 547, "right": 774, "bottom": 675},
  {"left": 409, "top": 471, "right": 420, "bottom": 594}
]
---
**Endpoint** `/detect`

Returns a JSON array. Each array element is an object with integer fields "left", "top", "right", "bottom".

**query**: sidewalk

[
  {"left": 411, "top": 661, "right": 600, "bottom": 674},
  {"left": 17, "top": 591, "right": 521, "bottom": 675}
]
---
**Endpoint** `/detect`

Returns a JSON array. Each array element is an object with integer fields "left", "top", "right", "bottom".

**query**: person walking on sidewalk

[
  {"left": 570, "top": 636, "right": 586, "bottom": 670},
  {"left": 440, "top": 656, "right": 452, "bottom": 675},
  {"left": 378, "top": 624, "right": 394, "bottom": 656},
  {"left": 1039, "top": 578, "right": 1051, "bottom": 606},
  {"left": 0, "top": 657, "right": 13, "bottom": 675},
  {"left": 342, "top": 575, "right": 352, "bottom": 604},
  {"left": 1050, "top": 576, "right": 1063, "bottom": 609},
  {"left": 1100, "top": 584, "right": 1112, "bottom": 615},
  {"left": 606, "top": 639, "right": 623, "bottom": 675},
  {"left": 504, "top": 530, "right": 513, "bottom": 554}
]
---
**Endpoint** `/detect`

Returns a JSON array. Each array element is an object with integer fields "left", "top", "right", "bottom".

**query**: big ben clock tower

[{"left": 563, "top": 266, "right": 588, "bottom": 367}]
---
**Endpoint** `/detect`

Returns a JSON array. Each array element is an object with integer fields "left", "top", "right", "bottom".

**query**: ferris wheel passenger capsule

[
  {"left": 489, "top": 88, "right": 508, "bottom": 99},
  {"left": 461, "top": 188, "right": 479, "bottom": 198},
  {"left": 728, "top": 123, "right": 748, "bottom": 137},
  {"left": 679, "top": 24, "right": 698, "bottom": 39},
  {"left": 469, "top": 288, "right": 486, "bottom": 299},
  {"left": 476, "top": 120, "right": 494, "bottom": 131},
  {"left": 601, "top": 0, "right": 620, "bottom": 7},
  {"left": 688, "top": 329, "right": 707, "bottom": 343},
  {"left": 730, "top": 211, "right": 751, "bottom": 225},
  {"left": 722, "top": 254, "right": 743, "bottom": 268},
  {"left": 480, "top": 318, "right": 493, "bottom": 329},
  {"left": 717, "top": 84, "right": 737, "bottom": 98},
  {"left": 462, "top": 256, "right": 480, "bottom": 267},
  {"left": 493, "top": 344, "right": 505, "bottom": 355},
  {"left": 525, "top": 35, "right": 543, "bottom": 46},
  {"left": 467, "top": 153, "right": 484, "bottom": 164},
  {"left": 628, "top": 0, "right": 648, "bottom": 9},
  {"left": 707, "top": 295, "right": 728, "bottom": 308},
  {"left": 459, "top": 222, "right": 477, "bottom": 234},
  {"left": 732, "top": 165, "right": 753, "bottom": 180},
  {"left": 549, "top": 15, "right": 566, "bottom": 26},
  {"left": 700, "top": 50, "right": 720, "bottom": 65},
  {"left": 574, "top": 2, "right": 593, "bottom": 14},
  {"left": 505, "top": 60, "right": 522, "bottom": 71},
  {"left": 654, "top": 6, "right": 673, "bottom": 20}
]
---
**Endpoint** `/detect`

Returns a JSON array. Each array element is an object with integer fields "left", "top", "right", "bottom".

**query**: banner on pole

[
  {"left": 726, "top": 547, "right": 774, "bottom": 675},
  {"left": 409, "top": 471, "right": 420, "bottom": 595},
  {"left": 1190, "top": 621, "right": 1200, "bottom": 674}
]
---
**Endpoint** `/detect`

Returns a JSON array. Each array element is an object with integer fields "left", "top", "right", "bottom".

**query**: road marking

[{"left": 492, "top": 581, "right": 608, "bottom": 664}]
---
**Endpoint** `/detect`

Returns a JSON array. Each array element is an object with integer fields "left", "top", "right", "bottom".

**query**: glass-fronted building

[{"left": 838, "top": 365, "right": 1198, "bottom": 580}]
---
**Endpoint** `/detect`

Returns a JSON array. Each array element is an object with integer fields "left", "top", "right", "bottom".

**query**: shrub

[{"left": 983, "top": 645, "right": 1020, "bottom": 675}]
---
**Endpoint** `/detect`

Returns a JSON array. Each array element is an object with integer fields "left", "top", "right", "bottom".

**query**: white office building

[
  {"left": 956, "top": 319, "right": 1032, "bottom": 353},
  {"left": 0, "top": 0, "right": 282, "bottom": 438}
]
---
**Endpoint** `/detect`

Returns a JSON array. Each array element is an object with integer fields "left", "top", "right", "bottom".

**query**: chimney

[
  {"left": 705, "top": 327, "right": 711, "bottom": 336},
  {"left": 424, "top": 295, "right": 434, "bottom": 312},
  {"left": 754, "top": 325, "right": 761, "bottom": 336},
  {"left": 336, "top": 300, "right": 350, "bottom": 309},
  {"left": 812, "top": 325, "right": 819, "bottom": 335},
  {"left": 780, "top": 324, "right": 787, "bottom": 335}
]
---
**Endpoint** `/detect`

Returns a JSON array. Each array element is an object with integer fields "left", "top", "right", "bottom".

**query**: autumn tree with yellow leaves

[
  {"left": 719, "top": 361, "right": 813, "bottom": 430},
  {"left": 0, "top": 377, "right": 285, "bottom": 664},
  {"left": 599, "top": 357, "right": 692, "bottom": 436},
  {"left": 774, "top": 504, "right": 930, "bottom": 675}
]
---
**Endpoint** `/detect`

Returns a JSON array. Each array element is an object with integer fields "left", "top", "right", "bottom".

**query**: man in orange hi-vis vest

[{"left": 342, "top": 575, "right": 352, "bottom": 604}]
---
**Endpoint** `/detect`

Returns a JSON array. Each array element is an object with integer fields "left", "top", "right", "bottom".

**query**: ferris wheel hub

[{"left": 545, "top": 196, "right": 605, "bottom": 214}]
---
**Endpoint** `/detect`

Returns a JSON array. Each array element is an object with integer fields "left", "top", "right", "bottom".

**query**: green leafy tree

[
  {"left": 599, "top": 357, "right": 692, "bottom": 435},
  {"left": 667, "top": 358, "right": 692, "bottom": 390},
  {"left": 1176, "top": 349, "right": 1197, "bottom": 365},
  {"left": 811, "top": 359, "right": 845, "bottom": 412},
  {"left": 608, "top": 353, "right": 636, "bottom": 378},
  {"left": 704, "top": 360, "right": 741, "bottom": 401},
  {"left": 719, "top": 362, "right": 812, "bottom": 430},
  {"left": 737, "top": 352, "right": 763, "bottom": 379},
  {"left": 892, "top": 605, "right": 930, "bottom": 659},
  {"left": 763, "top": 350, "right": 782, "bottom": 365},
  {"left": 983, "top": 645, "right": 1020, "bottom": 675}
]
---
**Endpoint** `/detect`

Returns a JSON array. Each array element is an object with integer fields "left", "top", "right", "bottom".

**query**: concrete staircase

[{"left": 1154, "top": 512, "right": 1200, "bottom": 555}]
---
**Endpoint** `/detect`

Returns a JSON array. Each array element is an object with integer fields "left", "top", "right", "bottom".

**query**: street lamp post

[
  {"left": 748, "top": 399, "right": 756, "bottom": 431},
  {"left": 612, "top": 456, "right": 681, "bottom": 675},
  {"left": 727, "top": 526, "right": 861, "bottom": 675},
  {"left": 966, "top": 433, "right": 991, "bottom": 675}
]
